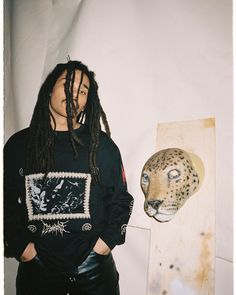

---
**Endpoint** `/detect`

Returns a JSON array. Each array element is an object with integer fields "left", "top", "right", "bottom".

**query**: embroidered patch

[
  {"left": 82, "top": 223, "right": 92, "bottom": 231},
  {"left": 121, "top": 224, "right": 127, "bottom": 235},
  {"left": 25, "top": 172, "right": 91, "bottom": 221},
  {"left": 41, "top": 220, "right": 70, "bottom": 236},
  {"left": 28, "top": 225, "right": 37, "bottom": 233}
]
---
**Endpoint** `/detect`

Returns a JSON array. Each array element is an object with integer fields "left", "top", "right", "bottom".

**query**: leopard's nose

[{"left": 147, "top": 200, "right": 163, "bottom": 210}]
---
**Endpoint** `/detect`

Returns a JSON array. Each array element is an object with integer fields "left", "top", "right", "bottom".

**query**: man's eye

[
  {"left": 168, "top": 169, "right": 181, "bottom": 179},
  {"left": 141, "top": 173, "right": 149, "bottom": 185},
  {"left": 80, "top": 90, "right": 87, "bottom": 95}
]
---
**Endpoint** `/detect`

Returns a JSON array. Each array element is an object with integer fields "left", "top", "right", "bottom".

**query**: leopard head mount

[{"left": 140, "top": 148, "right": 204, "bottom": 222}]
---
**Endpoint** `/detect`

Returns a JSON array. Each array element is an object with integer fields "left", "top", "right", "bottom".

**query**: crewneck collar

[{"left": 53, "top": 124, "right": 89, "bottom": 137}]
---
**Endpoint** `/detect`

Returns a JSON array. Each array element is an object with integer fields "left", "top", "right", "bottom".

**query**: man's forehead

[{"left": 58, "top": 70, "right": 90, "bottom": 87}]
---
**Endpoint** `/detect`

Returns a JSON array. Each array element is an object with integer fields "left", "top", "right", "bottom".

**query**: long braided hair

[{"left": 26, "top": 60, "right": 111, "bottom": 183}]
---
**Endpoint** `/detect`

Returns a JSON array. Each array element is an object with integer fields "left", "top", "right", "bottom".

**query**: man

[{"left": 4, "top": 60, "right": 134, "bottom": 295}]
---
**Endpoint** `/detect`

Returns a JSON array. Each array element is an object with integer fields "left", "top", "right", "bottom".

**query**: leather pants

[{"left": 16, "top": 251, "right": 120, "bottom": 295}]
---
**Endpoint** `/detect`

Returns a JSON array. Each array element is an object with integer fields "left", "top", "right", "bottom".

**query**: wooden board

[{"left": 147, "top": 118, "right": 215, "bottom": 295}]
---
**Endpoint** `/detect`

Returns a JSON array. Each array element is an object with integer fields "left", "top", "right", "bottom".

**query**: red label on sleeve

[{"left": 121, "top": 165, "right": 127, "bottom": 185}]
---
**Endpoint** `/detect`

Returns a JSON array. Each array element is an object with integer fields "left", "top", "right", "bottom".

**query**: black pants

[{"left": 16, "top": 251, "right": 120, "bottom": 295}]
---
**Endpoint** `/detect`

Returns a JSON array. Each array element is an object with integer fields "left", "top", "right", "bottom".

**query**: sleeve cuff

[
  {"left": 4, "top": 231, "right": 32, "bottom": 260},
  {"left": 99, "top": 232, "right": 118, "bottom": 250},
  {"left": 99, "top": 229, "right": 126, "bottom": 251}
]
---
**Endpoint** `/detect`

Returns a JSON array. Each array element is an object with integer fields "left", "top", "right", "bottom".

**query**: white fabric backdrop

[{"left": 4, "top": 0, "right": 233, "bottom": 294}]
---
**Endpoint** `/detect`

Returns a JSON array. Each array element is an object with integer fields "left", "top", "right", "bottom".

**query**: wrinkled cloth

[{"left": 16, "top": 250, "right": 120, "bottom": 295}]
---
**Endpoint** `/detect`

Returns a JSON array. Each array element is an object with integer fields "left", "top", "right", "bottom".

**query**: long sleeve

[
  {"left": 99, "top": 145, "right": 134, "bottom": 250},
  {"left": 4, "top": 135, "right": 32, "bottom": 259}
]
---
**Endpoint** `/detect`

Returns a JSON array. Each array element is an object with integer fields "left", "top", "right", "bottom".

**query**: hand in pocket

[
  {"left": 93, "top": 238, "right": 111, "bottom": 255},
  {"left": 20, "top": 242, "right": 37, "bottom": 262}
]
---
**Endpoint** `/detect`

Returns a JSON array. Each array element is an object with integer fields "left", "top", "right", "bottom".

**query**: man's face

[{"left": 49, "top": 70, "right": 90, "bottom": 119}]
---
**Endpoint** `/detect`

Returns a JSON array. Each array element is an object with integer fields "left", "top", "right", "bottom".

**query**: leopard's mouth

[
  {"left": 144, "top": 201, "right": 177, "bottom": 222},
  {"left": 153, "top": 212, "right": 175, "bottom": 222}
]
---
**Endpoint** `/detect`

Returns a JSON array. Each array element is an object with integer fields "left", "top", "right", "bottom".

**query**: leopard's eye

[
  {"left": 168, "top": 169, "right": 181, "bottom": 180},
  {"left": 141, "top": 173, "right": 149, "bottom": 185}
]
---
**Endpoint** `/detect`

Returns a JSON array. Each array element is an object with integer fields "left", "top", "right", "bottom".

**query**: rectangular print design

[{"left": 25, "top": 172, "right": 91, "bottom": 221}]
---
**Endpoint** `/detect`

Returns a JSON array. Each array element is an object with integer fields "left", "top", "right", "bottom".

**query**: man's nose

[{"left": 73, "top": 88, "right": 79, "bottom": 98}]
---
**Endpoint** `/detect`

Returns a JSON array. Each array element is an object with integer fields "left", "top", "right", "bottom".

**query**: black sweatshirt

[{"left": 4, "top": 124, "right": 134, "bottom": 273}]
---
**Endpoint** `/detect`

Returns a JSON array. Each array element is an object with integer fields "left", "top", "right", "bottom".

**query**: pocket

[
  {"left": 22, "top": 254, "right": 51, "bottom": 278},
  {"left": 92, "top": 249, "right": 111, "bottom": 257},
  {"left": 22, "top": 254, "right": 39, "bottom": 264}
]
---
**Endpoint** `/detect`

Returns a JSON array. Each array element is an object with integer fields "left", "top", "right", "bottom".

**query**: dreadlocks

[{"left": 27, "top": 60, "right": 111, "bottom": 183}]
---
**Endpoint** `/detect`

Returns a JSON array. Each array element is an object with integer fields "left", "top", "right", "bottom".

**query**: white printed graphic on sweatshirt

[
  {"left": 25, "top": 172, "right": 91, "bottom": 221},
  {"left": 41, "top": 221, "right": 70, "bottom": 236}
]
